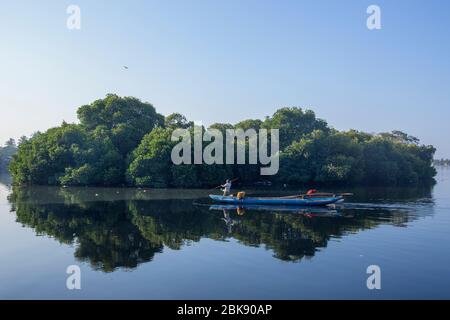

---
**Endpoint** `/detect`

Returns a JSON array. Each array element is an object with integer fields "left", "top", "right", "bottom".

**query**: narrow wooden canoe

[{"left": 209, "top": 194, "right": 344, "bottom": 206}]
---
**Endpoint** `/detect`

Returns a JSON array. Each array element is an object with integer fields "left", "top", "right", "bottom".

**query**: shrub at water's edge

[{"left": 9, "top": 95, "right": 436, "bottom": 187}]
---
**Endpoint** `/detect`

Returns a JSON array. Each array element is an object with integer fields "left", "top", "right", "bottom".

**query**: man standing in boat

[{"left": 221, "top": 179, "right": 232, "bottom": 196}]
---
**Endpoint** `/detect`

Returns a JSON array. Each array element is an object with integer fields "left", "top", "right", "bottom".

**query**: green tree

[
  {"left": 77, "top": 94, "right": 164, "bottom": 156},
  {"left": 234, "top": 119, "right": 263, "bottom": 131},
  {"left": 262, "top": 107, "right": 329, "bottom": 150},
  {"left": 208, "top": 123, "right": 234, "bottom": 136},
  {"left": 9, "top": 123, "right": 123, "bottom": 186},
  {"left": 127, "top": 128, "right": 175, "bottom": 187},
  {"left": 165, "top": 113, "right": 193, "bottom": 129}
]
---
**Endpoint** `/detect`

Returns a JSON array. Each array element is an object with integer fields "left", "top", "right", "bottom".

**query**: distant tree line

[
  {"left": 434, "top": 159, "right": 450, "bottom": 166},
  {"left": 9, "top": 94, "right": 437, "bottom": 187},
  {"left": 0, "top": 139, "right": 18, "bottom": 172}
]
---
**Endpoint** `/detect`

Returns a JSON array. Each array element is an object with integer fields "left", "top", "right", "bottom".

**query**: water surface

[{"left": 0, "top": 168, "right": 449, "bottom": 299}]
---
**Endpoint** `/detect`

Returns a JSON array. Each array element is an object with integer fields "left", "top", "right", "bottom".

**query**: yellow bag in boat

[{"left": 237, "top": 191, "right": 246, "bottom": 200}]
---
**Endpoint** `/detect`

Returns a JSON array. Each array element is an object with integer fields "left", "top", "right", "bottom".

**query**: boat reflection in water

[
  {"left": 209, "top": 204, "right": 341, "bottom": 217},
  {"left": 210, "top": 204, "right": 343, "bottom": 233}
]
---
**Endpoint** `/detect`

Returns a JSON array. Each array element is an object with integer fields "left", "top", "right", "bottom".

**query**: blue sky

[{"left": 1, "top": 0, "right": 449, "bottom": 157}]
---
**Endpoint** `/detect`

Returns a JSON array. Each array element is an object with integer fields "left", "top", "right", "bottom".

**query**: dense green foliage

[
  {"left": 77, "top": 94, "right": 164, "bottom": 156},
  {"left": 10, "top": 95, "right": 163, "bottom": 186},
  {"left": 127, "top": 107, "right": 436, "bottom": 187},
  {"left": 277, "top": 130, "right": 436, "bottom": 186},
  {"left": 9, "top": 124, "right": 124, "bottom": 185},
  {"left": 9, "top": 94, "right": 437, "bottom": 187}
]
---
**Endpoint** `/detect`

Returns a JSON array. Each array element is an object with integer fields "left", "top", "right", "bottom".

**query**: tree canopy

[
  {"left": 77, "top": 94, "right": 164, "bottom": 156},
  {"left": 9, "top": 94, "right": 437, "bottom": 187}
]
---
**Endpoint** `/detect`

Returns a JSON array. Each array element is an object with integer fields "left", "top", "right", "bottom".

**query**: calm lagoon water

[{"left": 0, "top": 168, "right": 449, "bottom": 299}]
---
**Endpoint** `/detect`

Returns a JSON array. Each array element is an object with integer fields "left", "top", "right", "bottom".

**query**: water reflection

[
  {"left": 7, "top": 184, "right": 434, "bottom": 272},
  {"left": 0, "top": 173, "right": 12, "bottom": 188}
]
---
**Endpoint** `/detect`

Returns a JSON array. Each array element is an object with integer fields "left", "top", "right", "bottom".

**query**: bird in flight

[{"left": 123, "top": 66, "right": 129, "bottom": 69}]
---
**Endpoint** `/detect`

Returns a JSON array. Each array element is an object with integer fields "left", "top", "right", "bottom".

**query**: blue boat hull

[{"left": 209, "top": 194, "right": 343, "bottom": 206}]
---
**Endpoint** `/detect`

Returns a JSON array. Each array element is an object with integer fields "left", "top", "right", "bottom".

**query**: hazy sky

[{"left": 1, "top": 0, "right": 449, "bottom": 157}]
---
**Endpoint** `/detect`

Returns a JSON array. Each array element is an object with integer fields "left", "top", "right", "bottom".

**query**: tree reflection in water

[{"left": 7, "top": 185, "right": 433, "bottom": 272}]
